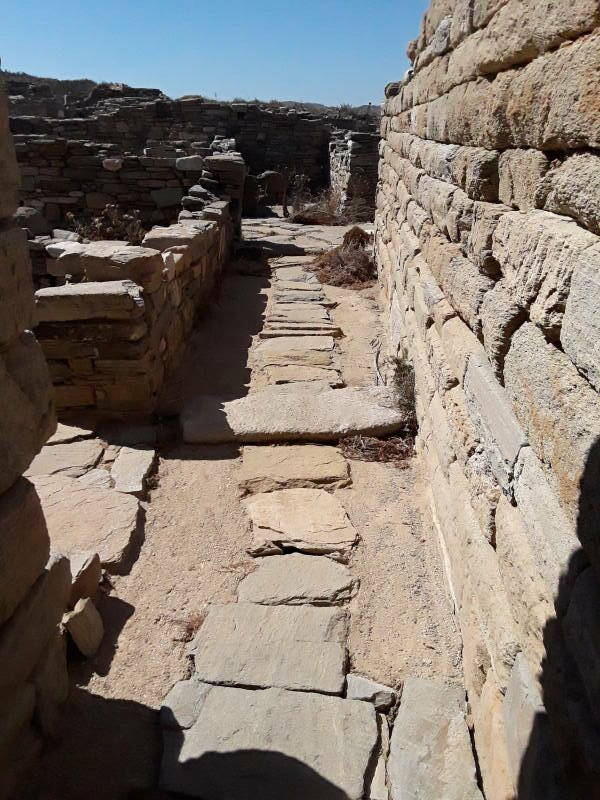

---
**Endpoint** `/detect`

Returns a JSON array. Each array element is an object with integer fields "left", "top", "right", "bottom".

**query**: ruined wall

[
  {"left": 376, "top": 3, "right": 600, "bottom": 797},
  {"left": 0, "top": 88, "right": 71, "bottom": 795},
  {"left": 329, "top": 131, "right": 379, "bottom": 221}
]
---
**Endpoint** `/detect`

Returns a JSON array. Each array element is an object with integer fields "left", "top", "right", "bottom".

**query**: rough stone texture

[
  {"left": 237, "top": 553, "right": 357, "bottom": 606},
  {"left": 160, "top": 683, "right": 378, "bottom": 800},
  {"left": 68, "top": 551, "right": 102, "bottom": 606},
  {"left": 189, "top": 603, "right": 348, "bottom": 694},
  {"left": 25, "top": 438, "right": 104, "bottom": 479},
  {"left": 35, "top": 280, "right": 145, "bottom": 322},
  {"left": 262, "top": 365, "right": 344, "bottom": 387},
  {"left": 46, "top": 423, "right": 95, "bottom": 445},
  {"left": 536, "top": 152, "right": 600, "bottom": 236},
  {"left": 388, "top": 677, "right": 482, "bottom": 800},
  {"left": 346, "top": 674, "right": 397, "bottom": 712},
  {"left": 244, "top": 488, "right": 358, "bottom": 560},
  {"left": 110, "top": 446, "right": 156, "bottom": 497},
  {"left": 32, "top": 473, "right": 141, "bottom": 574},
  {"left": 182, "top": 387, "right": 406, "bottom": 443},
  {"left": 63, "top": 597, "right": 104, "bottom": 657},
  {"left": 561, "top": 243, "right": 600, "bottom": 391},
  {"left": 238, "top": 445, "right": 350, "bottom": 493}
]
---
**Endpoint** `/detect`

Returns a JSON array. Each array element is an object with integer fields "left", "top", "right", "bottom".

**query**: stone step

[
  {"left": 259, "top": 327, "right": 342, "bottom": 339},
  {"left": 160, "top": 683, "right": 378, "bottom": 800},
  {"left": 181, "top": 386, "right": 406, "bottom": 444},
  {"left": 272, "top": 266, "right": 319, "bottom": 283},
  {"left": 268, "top": 304, "right": 332, "bottom": 322},
  {"left": 238, "top": 444, "right": 350, "bottom": 494},
  {"left": 276, "top": 280, "right": 323, "bottom": 292},
  {"left": 243, "top": 487, "right": 358, "bottom": 560},
  {"left": 388, "top": 677, "right": 483, "bottom": 800},
  {"left": 262, "top": 365, "right": 344, "bottom": 387},
  {"left": 237, "top": 553, "right": 358, "bottom": 606},
  {"left": 188, "top": 603, "right": 348, "bottom": 694}
]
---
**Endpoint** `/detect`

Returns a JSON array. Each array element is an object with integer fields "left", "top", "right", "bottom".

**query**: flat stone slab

[
  {"left": 268, "top": 304, "right": 331, "bottom": 322},
  {"left": 160, "top": 683, "right": 378, "bottom": 800},
  {"left": 255, "top": 336, "right": 336, "bottom": 355},
  {"left": 257, "top": 350, "right": 335, "bottom": 367},
  {"left": 243, "top": 488, "right": 358, "bottom": 560},
  {"left": 182, "top": 387, "right": 405, "bottom": 444},
  {"left": 346, "top": 673, "right": 397, "bottom": 712},
  {"left": 46, "top": 423, "right": 95, "bottom": 446},
  {"left": 273, "top": 266, "right": 318, "bottom": 282},
  {"left": 260, "top": 326, "right": 342, "bottom": 339},
  {"left": 388, "top": 677, "right": 483, "bottom": 800},
  {"left": 77, "top": 468, "right": 112, "bottom": 490},
  {"left": 189, "top": 603, "right": 348, "bottom": 694},
  {"left": 277, "top": 280, "right": 323, "bottom": 292},
  {"left": 110, "top": 446, "right": 156, "bottom": 497},
  {"left": 31, "top": 473, "right": 141, "bottom": 574},
  {"left": 25, "top": 439, "right": 104, "bottom": 479},
  {"left": 274, "top": 290, "right": 326, "bottom": 303},
  {"left": 237, "top": 553, "right": 358, "bottom": 605},
  {"left": 238, "top": 445, "right": 350, "bottom": 493},
  {"left": 263, "top": 365, "right": 344, "bottom": 387}
]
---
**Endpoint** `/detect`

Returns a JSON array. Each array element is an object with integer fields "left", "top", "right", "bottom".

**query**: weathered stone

[
  {"left": 35, "top": 280, "right": 145, "bottom": 322},
  {"left": 498, "top": 149, "right": 549, "bottom": 211},
  {"left": 80, "top": 243, "right": 164, "bottom": 290},
  {"left": 237, "top": 553, "right": 357, "bottom": 606},
  {"left": 346, "top": 674, "right": 397, "bottom": 712},
  {"left": 189, "top": 603, "right": 348, "bottom": 694},
  {"left": 255, "top": 335, "right": 336, "bottom": 357},
  {"left": 243, "top": 488, "right": 358, "bottom": 560},
  {"left": 25, "top": 438, "right": 104, "bottom": 479},
  {"left": 77, "top": 468, "right": 112, "bottom": 490},
  {"left": 262, "top": 365, "right": 343, "bottom": 387},
  {"left": 68, "top": 551, "right": 102, "bottom": 606},
  {"left": 161, "top": 678, "right": 212, "bottom": 730},
  {"left": 536, "top": 152, "right": 600, "bottom": 236},
  {"left": 46, "top": 423, "right": 95, "bottom": 446},
  {"left": 63, "top": 597, "right": 104, "bottom": 657},
  {"left": 0, "top": 478, "right": 50, "bottom": 626},
  {"left": 238, "top": 445, "right": 350, "bottom": 494},
  {"left": 479, "top": 281, "right": 527, "bottom": 377},
  {"left": 183, "top": 387, "right": 406, "bottom": 444},
  {"left": 388, "top": 677, "right": 482, "bottom": 800},
  {"left": 0, "top": 223, "right": 35, "bottom": 344},
  {"left": 0, "top": 555, "right": 71, "bottom": 691},
  {"left": 110, "top": 446, "right": 156, "bottom": 497},
  {"left": 32, "top": 473, "right": 141, "bottom": 574},
  {"left": 561, "top": 244, "right": 600, "bottom": 392},
  {"left": 160, "top": 683, "right": 378, "bottom": 800},
  {"left": 370, "top": 714, "right": 390, "bottom": 800},
  {"left": 175, "top": 155, "right": 205, "bottom": 171}
]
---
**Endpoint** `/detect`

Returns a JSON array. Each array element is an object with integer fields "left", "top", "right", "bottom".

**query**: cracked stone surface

[
  {"left": 238, "top": 444, "right": 350, "bottom": 493},
  {"left": 25, "top": 439, "right": 104, "bottom": 479}
]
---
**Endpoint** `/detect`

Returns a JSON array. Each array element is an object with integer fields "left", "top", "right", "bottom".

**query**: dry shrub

[
  {"left": 391, "top": 358, "right": 416, "bottom": 429},
  {"left": 290, "top": 187, "right": 343, "bottom": 226},
  {"left": 313, "top": 226, "right": 375, "bottom": 287},
  {"left": 66, "top": 205, "right": 147, "bottom": 245},
  {"left": 171, "top": 610, "right": 207, "bottom": 643},
  {"left": 339, "top": 434, "right": 415, "bottom": 467}
]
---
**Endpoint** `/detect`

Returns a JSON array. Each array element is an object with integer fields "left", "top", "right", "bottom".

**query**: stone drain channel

[{"left": 158, "top": 255, "right": 482, "bottom": 799}]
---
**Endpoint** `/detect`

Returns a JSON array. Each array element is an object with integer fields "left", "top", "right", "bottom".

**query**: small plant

[
  {"left": 390, "top": 358, "right": 416, "bottom": 428},
  {"left": 65, "top": 205, "right": 147, "bottom": 245},
  {"left": 170, "top": 610, "right": 206, "bottom": 643},
  {"left": 313, "top": 225, "right": 376, "bottom": 288},
  {"left": 339, "top": 434, "right": 415, "bottom": 467}
]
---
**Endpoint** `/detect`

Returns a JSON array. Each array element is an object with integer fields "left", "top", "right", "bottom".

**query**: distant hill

[
  {"left": 0, "top": 70, "right": 97, "bottom": 97},
  {"left": 229, "top": 97, "right": 380, "bottom": 116}
]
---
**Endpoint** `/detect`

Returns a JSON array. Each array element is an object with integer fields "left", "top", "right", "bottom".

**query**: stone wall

[
  {"left": 0, "top": 88, "right": 71, "bottom": 796},
  {"left": 329, "top": 130, "right": 379, "bottom": 221},
  {"left": 376, "top": 3, "right": 600, "bottom": 797}
]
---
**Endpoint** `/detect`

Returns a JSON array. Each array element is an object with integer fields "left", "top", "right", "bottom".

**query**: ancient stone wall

[
  {"left": 329, "top": 130, "right": 379, "bottom": 221},
  {"left": 0, "top": 87, "right": 72, "bottom": 795},
  {"left": 376, "top": 3, "right": 600, "bottom": 797}
]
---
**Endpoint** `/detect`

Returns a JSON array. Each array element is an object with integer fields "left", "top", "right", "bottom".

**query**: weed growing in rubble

[
  {"left": 313, "top": 225, "right": 376, "bottom": 287},
  {"left": 171, "top": 611, "right": 207, "bottom": 643},
  {"left": 66, "top": 205, "right": 147, "bottom": 245}
]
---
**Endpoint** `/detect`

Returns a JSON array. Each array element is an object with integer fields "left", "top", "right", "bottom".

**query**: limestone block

[
  {"left": 463, "top": 352, "right": 527, "bottom": 494},
  {"left": 438, "top": 252, "right": 495, "bottom": 336},
  {"left": 0, "top": 554, "right": 71, "bottom": 691},
  {"left": 561, "top": 243, "right": 600, "bottom": 391},
  {"left": 238, "top": 445, "right": 349, "bottom": 494},
  {"left": 175, "top": 155, "right": 204, "bottom": 171},
  {"left": 536, "top": 152, "right": 600, "bottom": 236},
  {"left": 0, "top": 222, "right": 35, "bottom": 344},
  {"left": 498, "top": 149, "right": 549, "bottom": 210},
  {"left": 110, "top": 446, "right": 156, "bottom": 497},
  {"left": 346, "top": 674, "right": 397, "bottom": 712},
  {"left": 466, "top": 201, "right": 507, "bottom": 276},
  {"left": 504, "top": 323, "right": 600, "bottom": 532},
  {"left": 63, "top": 597, "right": 104, "bottom": 657},
  {"left": 35, "top": 280, "right": 145, "bottom": 322},
  {"left": 0, "top": 331, "right": 56, "bottom": 495},
  {"left": 237, "top": 553, "right": 357, "bottom": 606},
  {"left": 182, "top": 387, "right": 406, "bottom": 444},
  {"left": 472, "top": 671, "right": 514, "bottom": 800},
  {"left": 189, "top": 603, "right": 348, "bottom": 694},
  {"left": 160, "top": 683, "right": 377, "bottom": 800},
  {"left": 243, "top": 488, "right": 358, "bottom": 560},
  {"left": 0, "top": 478, "right": 50, "bottom": 627},
  {"left": 25, "top": 438, "right": 104, "bottom": 479},
  {"left": 388, "top": 677, "right": 483, "bottom": 800},
  {"left": 80, "top": 243, "right": 164, "bottom": 291},
  {"left": 32, "top": 473, "right": 141, "bottom": 574},
  {"left": 493, "top": 210, "right": 596, "bottom": 339},
  {"left": 142, "top": 220, "right": 214, "bottom": 262},
  {"left": 480, "top": 281, "right": 527, "bottom": 378},
  {"left": 30, "top": 629, "right": 68, "bottom": 736}
]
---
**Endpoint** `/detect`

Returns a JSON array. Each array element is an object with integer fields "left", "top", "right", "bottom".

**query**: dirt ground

[{"left": 20, "top": 246, "right": 462, "bottom": 799}]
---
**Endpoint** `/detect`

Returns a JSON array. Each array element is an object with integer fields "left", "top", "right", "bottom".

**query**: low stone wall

[
  {"left": 35, "top": 207, "right": 234, "bottom": 420},
  {"left": 377, "top": 3, "right": 600, "bottom": 797},
  {"left": 0, "top": 88, "right": 71, "bottom": 796},
  {"left": 329, "top": 131, "right": 379, "bottom": 221}
]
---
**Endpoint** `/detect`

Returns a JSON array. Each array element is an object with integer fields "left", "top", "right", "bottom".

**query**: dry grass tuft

[
  {"left": 313, "top": 226, "right": 376, "bottom": 288},
  {"left": 66, "top": 205, "right": 147, "bottom": 245},
  {"left": 339, "top": 434, "right": 415, "bottom": 467},
  {"left": 171, "top": 610, "right": 207, "bottom": 643}
]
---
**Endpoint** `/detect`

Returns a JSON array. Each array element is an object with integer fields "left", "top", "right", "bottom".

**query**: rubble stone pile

[{"left": 330, "top": 130, "right": 379, "bottom": 221}]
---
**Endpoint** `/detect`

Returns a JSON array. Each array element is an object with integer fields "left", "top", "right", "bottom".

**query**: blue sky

[{"left": 3, "top": 1, "right": 428, "bottom": 105}]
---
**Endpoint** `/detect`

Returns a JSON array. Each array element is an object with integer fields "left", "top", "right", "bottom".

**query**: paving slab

[
  {"left": 274, "top": 290, "right": 326, "bottom": 303},
  {"left": 256, "top": 350, "right": 336, "bottom": 367},
  {"left": 277, "top": 280, "right": 324, "bottom": 292},
  {"left": 243, "top": 487, "right": 358, "bottom": 560},
  {"left": 110, "top": 446, "right": 156, "bottom": 497},
  {"left": 255, "top": 335, "right": 336, "bottom": 355},
  {"left": 238, "top": 444, "right": 350, "bottom": 493},
  {"left": 31, "top": 473, "right": 141, "bottom": 574},
  {"left": 160, "top": 683, "right": 378, "bottom": 800},
  {"left": 263, "top": 365, "right": 344, "bottom": 387},
  {"left": 25, "top": 439, "right": 104, "bottom": 479},
  {"left": 273, "top": 266, "right": 319, "bottom": 282},
  {"left": 260, "top": 326, "right": 342, "bottom": 338},
  {"left": 346, "top": 673, "right": 397, "bottom": 712},
  {"left": 268, "top": 304, "right": 331, "bottom": 322},
  {"left": 237, "top": 553, "right": 358, "bottom": 605},
  {"left": 46, "top": 423, "right": 95, "bottom": 445},
  {"left": 189, "top": 602, "right": 348, "bottom": 694},
  {"left": 182, "top": 386, "right": 405, "bottom": 444},
  {"left": 388, "top": 677, "right": 483, "bottom": 800},
  {"left": 77, "top": 468, "right": 112, "bottom": 490}
]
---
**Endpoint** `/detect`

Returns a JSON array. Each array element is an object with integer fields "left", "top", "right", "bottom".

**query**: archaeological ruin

[{"left": 2, "top": 1, "right": 600, "bottom": 798}]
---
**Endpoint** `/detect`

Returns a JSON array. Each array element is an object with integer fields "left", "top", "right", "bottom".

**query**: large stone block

[
  {"left": 0, "top": 332, "right": 56, "bottom": 495},
  {"left": 80, "top": 243, "right": 164, "bottom": 291},
  {"left": 0, "top": 478, "right": 50, "bottom": 627},
  {"left": 498, "top": 149, "right": 549, "bottom": 210},
  {"left": 35, "top": 280, "right": 145, "bottom": 322},
  {"left": 0, "top": 222, "right": 35, "bottom": 345},
  {"left": 536, "top": 152, "right": 600, "bottom": 236},
  {"left": 561, "top": 243, "right": 600, "bottom": 391}
]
